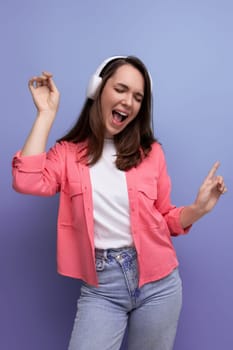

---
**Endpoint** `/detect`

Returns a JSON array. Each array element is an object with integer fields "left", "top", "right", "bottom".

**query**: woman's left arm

[{"left": 180, "top": 161, "right": 227, "bottom": 229}]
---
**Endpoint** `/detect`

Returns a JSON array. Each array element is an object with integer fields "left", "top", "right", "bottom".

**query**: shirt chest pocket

[
  {"left": 65, "top": 181, "right": 87, "bottom": 225},
  {"left": 136, "top": 181, "right": 162, "bottom": 228},
  {"left": 69, "top": 181, "right": 83, "bottom": 198},
  {"left": 62, "top": 181, "right": 84, "bottom": 198},
  {"left": 137, "top": 182, "right": 157, "bottom": 202}
]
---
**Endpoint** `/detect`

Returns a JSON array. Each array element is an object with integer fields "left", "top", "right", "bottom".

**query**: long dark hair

[{"left": 57, "top": 56, "right": 156, "bottom": 170}]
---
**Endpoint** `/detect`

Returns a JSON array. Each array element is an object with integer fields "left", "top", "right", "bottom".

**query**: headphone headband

[
  {"left": 86, "top": 55, "right": 152, "bottom": 99},
  {"left": 93, "top": 55, "right": 127, "bottom": 79}
]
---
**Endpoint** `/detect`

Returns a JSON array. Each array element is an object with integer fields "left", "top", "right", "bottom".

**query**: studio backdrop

[{"left": 1, "top": 1, "right": 232, "bottom": 349}]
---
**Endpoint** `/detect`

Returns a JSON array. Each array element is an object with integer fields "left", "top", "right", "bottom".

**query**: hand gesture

[
  {"left": 28, "top": 72, "right": 60, "bottom": 115},
  {"left": 194, "top": 161, "right": 227, "bottom": 214}
]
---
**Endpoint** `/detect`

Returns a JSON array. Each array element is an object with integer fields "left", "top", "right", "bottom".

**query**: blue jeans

[{"left": 68, "top": 247, "right": 182, "bottom": 350}]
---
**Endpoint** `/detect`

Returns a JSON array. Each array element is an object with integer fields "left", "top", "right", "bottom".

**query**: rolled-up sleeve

[
  {"left": 12, "top": 151, "right": 46, "bottom": 173},
  {"left": 12, "top": 143, "right": 64, "bottom": 196},
  {"left": 155, "top": 146, "right": 191, "bottom": 235},
  {"left": 164, "top": 206, "right": 191, "bottom": 235}
]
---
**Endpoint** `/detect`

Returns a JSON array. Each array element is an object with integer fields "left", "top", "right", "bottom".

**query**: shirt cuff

[
  {"left": 167, "top": 206, "right": 192, "bottom": 235},
  {"left": 12, "top": 151, "right": 47, "bottom": 173}
]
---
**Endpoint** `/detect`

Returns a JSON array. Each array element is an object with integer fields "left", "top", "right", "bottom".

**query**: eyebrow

[{"left": 116, "top": 83, "right": 144, "bottom": 98}]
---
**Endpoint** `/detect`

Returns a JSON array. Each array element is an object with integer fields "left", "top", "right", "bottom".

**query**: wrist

[
  {"left": 190, "top": 202, "right": 206, "bottom": 216},
  {"left": 180, "top": 203, "right": 207, "bottom": 228},
  {"left": 36, "top": 111, "right": 56, "bottom": 129},
  {"left": 37, "top": 110, "right": 57, "bottom": 119},
  {"left": 192, "top": 200, "right": 210, "bottom": 217}
]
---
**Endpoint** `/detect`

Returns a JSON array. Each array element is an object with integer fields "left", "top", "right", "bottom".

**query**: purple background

[{"left": 1, "top": 1, "right": 233, "bottom": 349}]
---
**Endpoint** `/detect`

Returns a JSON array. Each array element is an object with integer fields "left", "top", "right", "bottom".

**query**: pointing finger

[{"left": 205, "top": 161, "right": 220, "bottom": 180}]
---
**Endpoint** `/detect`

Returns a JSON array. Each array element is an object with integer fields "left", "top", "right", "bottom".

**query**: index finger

[
  {"left": 47, "top": 76, "right": 59, "bottom": 93},
  {"left": 42, "top": 71, "right": 53, "bottom": 78},
  {"left": 205, "top": 161, "right": 220, "bottom": 179}
]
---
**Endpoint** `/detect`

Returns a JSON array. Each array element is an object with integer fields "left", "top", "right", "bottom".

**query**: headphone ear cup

[{"left": 86, "top": 74, "right": 103, "bottom": 99}]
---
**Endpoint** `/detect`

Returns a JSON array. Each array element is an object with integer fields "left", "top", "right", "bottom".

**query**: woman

[{"left": 12, "top": 56, "right": 226, "bottom": 350}]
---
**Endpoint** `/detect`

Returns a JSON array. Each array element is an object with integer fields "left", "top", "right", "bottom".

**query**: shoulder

[
  {"left": 149, "top": 141, "right": 165, "bottom": 159},
  {"left": 50, "top": 140, "right": 87, "bottom": 154},
  {"left": 140, "top": 141, "right": 168, "bottom": 173},
  {"left": 47, "top": 141, "right": 87, "bottom": 164}
]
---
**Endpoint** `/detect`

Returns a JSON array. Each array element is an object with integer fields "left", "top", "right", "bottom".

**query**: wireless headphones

[
  {"left": 86, "top": 56, "right": 126, "bottom": 99},
  {"left": 86, "top": 55, "right": 153, "bottom": 100}
]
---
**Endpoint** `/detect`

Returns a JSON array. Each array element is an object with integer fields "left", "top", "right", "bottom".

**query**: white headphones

[
  {"left": 86, "top": 55, "right": 153, "bottom": 100},
  {"left": 86, "top": 55, "right": 127, "bottom": 99}
]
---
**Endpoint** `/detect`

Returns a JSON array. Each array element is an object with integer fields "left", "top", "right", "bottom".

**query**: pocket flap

[{"left": 138, "top": 182, "right": 157, "bottom": 200}]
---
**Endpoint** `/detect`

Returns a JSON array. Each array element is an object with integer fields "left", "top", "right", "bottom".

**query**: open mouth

[{"left": 112, "top": 110, "right": 128, "bottom": 125}]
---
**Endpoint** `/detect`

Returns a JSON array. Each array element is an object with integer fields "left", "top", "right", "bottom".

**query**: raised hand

[
  {"left": 180, "top": 161, "right": 227, "bottom": 228},
  {"left": 194, "top": 161, "right": 227, "bottom": 214},
  {"left": 20, "top": 72, "right": 60, "bottom": 156},
  {"left": 28, "top": 72, "right": 60, "bottom": 115}
]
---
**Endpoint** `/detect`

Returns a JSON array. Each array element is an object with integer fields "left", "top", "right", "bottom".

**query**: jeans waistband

[{"left": 95, "top": 246, "right": 136, "bottom": 260}]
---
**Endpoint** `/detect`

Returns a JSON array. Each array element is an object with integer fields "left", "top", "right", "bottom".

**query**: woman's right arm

[
  {"left": 21, "top": 72, "right": 60, "bottom": 156},
  {"left": 12, "top": 72, "right": 62, "bottom": 196}
]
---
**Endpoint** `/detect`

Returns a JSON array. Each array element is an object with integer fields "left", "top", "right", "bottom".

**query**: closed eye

[
  {"left": 114, "top": 83, "right": 144, "bottom": 102},
  {"left": 134, "top": 94, "right": 143, "bottom": 103},
  {"left": 115, "top": 87, "right": 125, "bottom": 93}
]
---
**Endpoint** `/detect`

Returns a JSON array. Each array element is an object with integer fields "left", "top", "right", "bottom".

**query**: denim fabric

[{"left": 68, "top": 247, "right": 182, "bottom": 350}]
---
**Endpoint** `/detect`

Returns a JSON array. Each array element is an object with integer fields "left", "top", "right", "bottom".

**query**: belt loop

[{"left": 103, "top": 250, "right": 108, "bottom": 261}]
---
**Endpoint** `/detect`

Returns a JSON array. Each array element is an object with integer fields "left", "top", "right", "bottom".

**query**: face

[{"left": 100, "top": 64, "right": 145, "bottom": 138}]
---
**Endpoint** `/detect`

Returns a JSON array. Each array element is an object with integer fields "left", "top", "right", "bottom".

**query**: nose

[{"left": 122, "top": 93, "right": 133, "bottom": 107}]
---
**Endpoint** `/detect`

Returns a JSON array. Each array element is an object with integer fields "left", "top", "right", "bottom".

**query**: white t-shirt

[{"left": 89, "top": 138, "right": 133, "bottom": 249}]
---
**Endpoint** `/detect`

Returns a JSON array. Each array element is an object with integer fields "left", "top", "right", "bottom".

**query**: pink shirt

[{"left": 12, "top": 141, "right": 190, "bottom": 287}]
